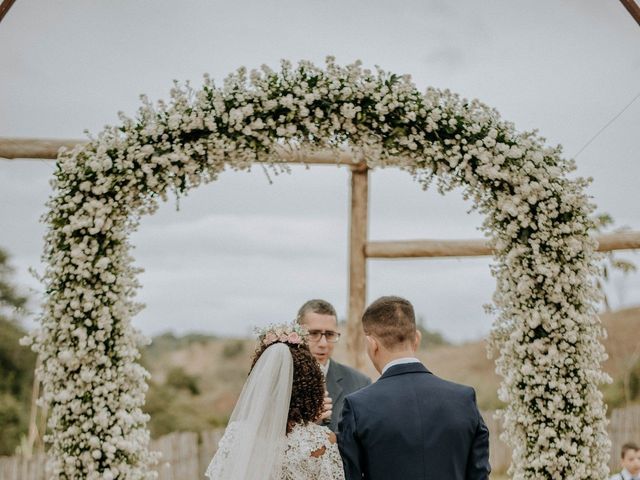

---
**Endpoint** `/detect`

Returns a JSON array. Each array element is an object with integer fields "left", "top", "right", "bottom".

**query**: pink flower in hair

[
  {"left": 264, "top": 332, "right": 278, "bottom": 346},
  {"left": 279, "top": 334, "right": 289, "bottom": 343},
  {"left": 287, "top": 332, "right": 301, "bottom": 344}
]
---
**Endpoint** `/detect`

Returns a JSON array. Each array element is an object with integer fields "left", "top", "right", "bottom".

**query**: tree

[
  {"left": 416, "top": 315, "right": 450, "bottom": 349},
  {"left": 0, "top": 247, "right": 36, "bottom": 455},
  {"left": 0, "top": 248, "right": 27, "bottom": 319}
]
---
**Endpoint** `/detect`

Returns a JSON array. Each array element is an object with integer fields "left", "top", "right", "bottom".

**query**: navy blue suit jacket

[{"left": 337, "top": 362, "right": 490, "bottom": 480}]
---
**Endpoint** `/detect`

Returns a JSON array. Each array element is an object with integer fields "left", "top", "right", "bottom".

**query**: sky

[{"left": 0, "top": 0, "right": 639, "bottom": 342}]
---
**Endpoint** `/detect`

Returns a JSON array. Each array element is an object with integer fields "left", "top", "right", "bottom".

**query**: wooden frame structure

[
  {"left": 619, "top": 0, "right": 640, "bottom": 26},
  {"left": 2, "top": 137, "right": 640, "bottom": 367}
]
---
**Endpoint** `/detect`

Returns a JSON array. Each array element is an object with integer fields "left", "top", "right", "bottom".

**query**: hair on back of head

[
  {"left": 296, "top": 299, "right": 337, "bottom": 322},
  {"left": 250, "top": 342, "right": 324, "bottom": 434},
  {"left": 362, "top": 296, "right": 416, "bottom": 350}
]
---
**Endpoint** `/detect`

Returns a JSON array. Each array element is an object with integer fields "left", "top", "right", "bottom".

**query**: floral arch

[{"left": 25, "top": 58, "right": 610, "bottom": 479}]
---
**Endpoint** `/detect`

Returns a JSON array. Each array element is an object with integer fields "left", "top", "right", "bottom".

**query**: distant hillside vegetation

[
  {"left": 142, "top": 307, "right": 640, "bottom": 435},
  {"left": 0, "top": 307, "right": 637, "bottom": 453}
]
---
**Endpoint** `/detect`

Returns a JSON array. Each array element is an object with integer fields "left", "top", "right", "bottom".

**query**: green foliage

[
  {"left": 631, "top": 364, "right": 640, "bottom": 400},
  {"left": 0, "top": 317, "right": 36, "bottom": 399},
  {"left": 165, "top": 367, "right": 200, "bottom": 395},
  {"left": 0, "top": 394, "right": 27, "bottom": 455},
  {"left": 416, "top": 316, "right": 450, "bottom": 349},
  {"left": 221, "top": 339, "right": 245, "bottom": 359},
  {"left": 144, "top": 382, "right": 203, "bottom": 437},
  {"left": 0, "top": 248, "right": 27, "bottom": 316},
  {"left": 0, "top": 248, "right": 35, "bottom": 455},
  {"left": 603, "top": 357, "right": 640, "bottom": 409},
  {"left": 142, "top": 331, "right": 218, "bottom": 366}
]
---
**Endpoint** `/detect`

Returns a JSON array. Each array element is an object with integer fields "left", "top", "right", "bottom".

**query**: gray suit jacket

[{"left": 325, "top": 360, "right": 371, "bottom": 432}]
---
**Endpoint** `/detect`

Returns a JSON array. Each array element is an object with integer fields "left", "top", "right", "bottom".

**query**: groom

[{"left": 338, "top": 296, "right": 491, "bottom": 480}]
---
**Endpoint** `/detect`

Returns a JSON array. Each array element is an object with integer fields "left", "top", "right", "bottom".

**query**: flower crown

[{"left": 255, "top": 322, "right": 308, "bottom": 347}]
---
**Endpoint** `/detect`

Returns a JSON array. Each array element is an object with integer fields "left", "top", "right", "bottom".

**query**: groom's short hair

[{"left": 362, "top": 296, "right": 416, "bottom": 350}]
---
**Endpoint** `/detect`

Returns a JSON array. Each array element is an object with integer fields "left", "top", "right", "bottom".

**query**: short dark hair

[
  {"left": 296, "top": 299, "right": 337, "bottom": 322},
  {"left": 362, "top": 296, "right": 416, "bottom": 350},
  {"left": 621, "top": 442, "right": 639, "bottom": 458}
]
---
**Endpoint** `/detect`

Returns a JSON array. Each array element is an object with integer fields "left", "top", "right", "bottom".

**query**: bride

[{"left": 205, "top": 323, "right": 345, "bottom": 479}]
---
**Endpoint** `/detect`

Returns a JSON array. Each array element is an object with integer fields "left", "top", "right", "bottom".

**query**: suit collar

[
  {"left": 379, "top": 361, "right": 430, "bottom": 379},
  {"left": 326, "top": 359, "right": 344, "bottom": 401},
  {"left": 327, "top": 359, "right": 342, "bottom": 381},
  {"left": 381, "top": 357, "right": 421, "bottom": 375}
]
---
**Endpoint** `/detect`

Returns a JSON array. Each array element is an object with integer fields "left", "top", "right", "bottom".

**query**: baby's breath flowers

[{"left": 24, "top": 57, "right": 608, "bottom": 479}]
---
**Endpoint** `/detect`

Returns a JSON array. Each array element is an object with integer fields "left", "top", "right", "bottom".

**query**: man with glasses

[{"left": 297, "top": 299, "right": 371, "bottom": 432}]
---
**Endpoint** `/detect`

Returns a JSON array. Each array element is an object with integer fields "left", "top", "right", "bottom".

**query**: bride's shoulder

[{"left": 289, "top": 422, "right": 336, "bottom": 446}]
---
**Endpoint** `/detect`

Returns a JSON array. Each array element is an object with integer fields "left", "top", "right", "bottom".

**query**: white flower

[
  {"left": 340, "top": 103, "right": 359, "bottom": 120},
  {"left": 95, "top": 257, "right": 110, "bottom": 270},
  {"left": 58, "top": 350, "right": 73, "bottom": 364}
]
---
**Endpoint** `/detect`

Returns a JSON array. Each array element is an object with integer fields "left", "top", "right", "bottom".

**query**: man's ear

[
  {"left": 414, "top": 329, "right": 422, "bottom": 351},
  {"left": 365, "top": 335, "right": 379, "bottom": 354}
]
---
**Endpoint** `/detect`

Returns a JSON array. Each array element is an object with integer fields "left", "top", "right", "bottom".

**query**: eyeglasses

[{"left": 307, "top": 330, "right": 341, "bottom": 343}]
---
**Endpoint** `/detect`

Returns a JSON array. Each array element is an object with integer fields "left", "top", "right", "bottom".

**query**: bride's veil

[{"left": 205, "top": 342, "right": 294, "bottom": 479}]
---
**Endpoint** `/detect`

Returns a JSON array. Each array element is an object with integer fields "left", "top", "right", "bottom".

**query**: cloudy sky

[{"left": 1, "top": 0, "right": 638, "bottom": 342}]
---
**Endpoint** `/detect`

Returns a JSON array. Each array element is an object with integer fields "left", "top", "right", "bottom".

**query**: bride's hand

[{"left": 318, "top": 390, "right": 333, "bottom": 422}]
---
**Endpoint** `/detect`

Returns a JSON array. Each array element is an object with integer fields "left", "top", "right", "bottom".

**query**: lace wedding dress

[{"left": 206, "top": 421, "right": 345, "bottom": 479}]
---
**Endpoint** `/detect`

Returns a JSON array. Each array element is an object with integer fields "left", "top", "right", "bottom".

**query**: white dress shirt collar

[
  {"left": 381, "top": 357, "right": 421, "bottom": 375},
  {"left": 611, "top": 469, "right": 635, "bottom": 480},
  {"left": 319, "top": 359, "right": 330, "bottom": 377}
]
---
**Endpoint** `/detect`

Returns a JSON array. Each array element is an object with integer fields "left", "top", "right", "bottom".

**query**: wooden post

[{"left": 347, "top": 162, "right": 369, "bottom": 369}]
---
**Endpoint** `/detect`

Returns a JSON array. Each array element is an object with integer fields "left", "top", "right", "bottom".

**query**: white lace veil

[{"left": 205, "top": 342, "right": 294, "bottom": 479}]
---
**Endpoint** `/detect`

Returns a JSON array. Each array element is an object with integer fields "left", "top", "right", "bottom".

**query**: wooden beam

[
  {"left": 0, "top": 0, "right": 17, "bottom": 23},
  {"left": 619, "top": 0, "right": 640, "bottom": 26},
  {"left": 347, "top": 163, "right": 369, "bottom": 369},
  {"left": 366, "top": 231, "right": 640, "bottom": 258},
  {"left": 595, "top": 231, "right": 640, "bottom": 252},
  {"left": 366, "top": 239, "right": 493, "bottom": 258},
  {"left": 0, "top": 138, "right": 83, "bottom": 160},
  {"left": 0, "top": 137, "right": 359, "bottom": 165}
]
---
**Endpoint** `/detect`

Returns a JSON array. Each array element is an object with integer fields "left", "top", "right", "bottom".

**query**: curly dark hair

[{"left": 250, "top": 340, "right": 325, "bottom": 434}]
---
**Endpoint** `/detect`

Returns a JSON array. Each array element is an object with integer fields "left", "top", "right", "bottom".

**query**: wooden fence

[
  {"left": 608, "top": 404, "right": 640, "bottom": 470},
  {"left": 2, "top": 406, "right": 639, "bottom": 479},
  {"left": 0, "top": 431, "right": 224, "bottom": 480}
]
